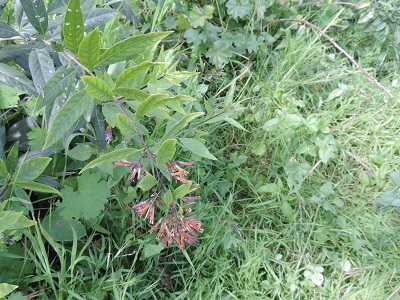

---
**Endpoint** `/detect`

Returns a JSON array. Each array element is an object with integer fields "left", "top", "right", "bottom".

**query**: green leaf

[
  {"left": 143, "top": 243, "right": 164, "bottom": 258},
  {"left": 63, "top": 0, "right": 84, "bottom": 54},
  {"left": 156, "top": 138, "right": 176, "bottom": 165},
  {"left": 112, "top": 88, "right": 149, "bottom": 101},
  {"left": 0, "top": 22, "right": 19, "bottom": 38},
  {"left": 115, "top": 62, "right": 164, "bottom": 87},
  {"left": 68, "top": 144, "right": 93, "bottom": 161},
  {"left": 0, "top": 283, "right": 18, "bottom": 299},
  {"left": 78, "top": 28, "right": 100, "bottom": 71},
  {"left": 79, "top": 148, "right": 141, "bottom": 174},
  {"left": 173, "top": 184, "right": 192, "bottom": 199},
  {"left": 42, "top": 211, "right": 86, "bottom": 241},
  {"left": 136, "top": 94, "right": 195, "bottom": 119},
  {"left": 224, "top": 117, "right": 248, "bottom": 132},
  {"left": 137, "top": 175, "right": 157, "bottom": 191},
  {"left": 188, "top": 5, "right": 214, "bottom": 28},
  {"left": 0, "top": 62, "right": 37, "bottom": 95},
  {"left": 281, "top": 200, "right": 293, "bottom": 220},
  {"left": 81, "top": 76, "right": 114, "bottom": 101},
  {"left": 6, "top": 142, "right": 19, "bottom": 173},
  {"left": 0, "top": 44, "right": 33, "bottom": 62},
  {"left": 56, "top": 172, "right": 111, "bottom": 220},
  {"left": 44, "top": 91, "right": 95, "bottom": 149},
  {"left": 29, "top": 48, "right": 55, "bottom": 92},
  {"left": 391, "top": 171, "right": 400, "bottom": 187},
  {"left": 20, "top": 0, "right": 48, "bottom": 35},
  {"left": 0, "top": 82, "right": 22, "bottom": 109},
  {"left": 0, "top": 211, "right": 36, "bottom": 233},
  {"left": 226, "top": 0, "right": 252, "bottom": 18},
  {"left": 162, "top": 112, "right": 204, "bottom": 141},
  {"left": 256, "top": 183, "right": 280, "bottom": 194},
  {"left": 164, "top": 189, "right": 173, "bottom": 206},
  {"left": 179, "top": 138, "right": 217, "bottom": 160},
  {"left": 84, "top": 8, "right": 118, "bottom": 30},
  {"left": 319, "top": 145, "right": 336, "bottom": 164},
  {"left": 16, "top": 181, "right": 61, "bottom": 195},
  {"left": 116, "top": 113, "right": 136, "bottom": 137},
  {"left": 205, "top": 40, "right": 233, "bottom": 68},
  {"left": 14, "top": 157, "right": 52, "bottom": 183},
  {"left": 36, "top": 67, "right": 76, "bottom": 111},
  {"left": 96, "top": 32, "right": 171, "bottom": 67},
  {"left": 0, "top": 160, "right": 7, "bottom": 179}
]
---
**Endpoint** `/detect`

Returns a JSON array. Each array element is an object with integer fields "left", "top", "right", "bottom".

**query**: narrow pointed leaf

[
  {"left": 79, "top": 148, "right": 141, "bottom": 173},
  {"left": 156, "top": 138, "right": 176, "bottom": 165},
  {"left": 14, "top": 157, "right": 52, "bottom": 183},
  {"left": 116, "top": 113, "right": 136, "bottom": 137},
  {"left": 92, "top": 105, "right": 107, "bottom": 151},
  {"left": 36, "top": 67, "right": 76, "bottom": 111},
  {"left": 0, "top": 283, "right": 18, "bottom": 299},
  {"left": 0, "top": 159, "right": 8, "bottom": 179},
  {"left": 0, "top": 44, "right": 32, "bottom": 62},
  {"left": 84, "top": 8, "right": 118, "bottom": 30},
  {"left": 115, "top": 62, "right": 164, "bottom": 87},
  {"left": 179, "top": 138, "right": 217, "bottom": 160},
  {"left": 20, "top": 0, "right": 48, "bottom": 35},
  {"left": 96, "top": 31, "right": 171, "bottom": 67},
  {"left": 16, "top": 181, "right": 61, "bottom": 195},
  {"left": 78, "top": 28, "right": 100, "bottom": 71},
  {"left": 63, "top": 0, "right": 84, "bottom": 54},
  {"left": 6, "top": 142, "right": 19, "bottom": 173},
  {"left": 29, "top": 48, "right": 55, "bottom": 92},
  {"left": 112, "top": 88, "right": 149, "bottom": 101},
  {"left": 81, "top": 76, "right": 114, "bottom": 101},
  {"left": 162, "top": 112, "right": 204, "bottom": 141},
  {"left": 0, "top": 62, "right": 36, "bottom": 95},
  {"left": 136, "top": 94, "right": 195, "bottom": 119},
  {"left": 0, "top": 21, "right": 19, "bottom": 38},
  {"left": 44, "top": 91, "right": 94, "bottom": 149}
]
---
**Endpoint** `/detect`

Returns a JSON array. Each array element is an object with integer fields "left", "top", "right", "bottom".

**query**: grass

[{"left": 171, "top": 32, "right": 400, "bottom": 299}]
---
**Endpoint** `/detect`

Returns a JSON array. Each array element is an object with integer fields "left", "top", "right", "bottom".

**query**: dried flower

[
  {"left": 132, "top": 198, "right": 153, "bottom": 218},
  {"left": 105, "top": 126, "right": 112, "bottom": 144},
  {"left": 181, "top": 196, "right": 201, "bottom": 203}
]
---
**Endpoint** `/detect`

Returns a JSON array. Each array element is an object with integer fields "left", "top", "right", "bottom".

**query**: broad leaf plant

[{"left": 0, "top": 0, "right": 213, "bottom": 260}]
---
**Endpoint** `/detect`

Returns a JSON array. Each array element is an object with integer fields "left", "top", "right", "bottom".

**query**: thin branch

[
  {"left": 263, "top": 19, "right": 393, "bottom": 97},
  {"left": 343, "top": 149, "right": 374, "bottom": 173},
  {"left": 115, "top": 100, "right": 167, "bottom": 192},
  {"left": 304, "top": 160, "right": 322, "bottom": 181}
]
